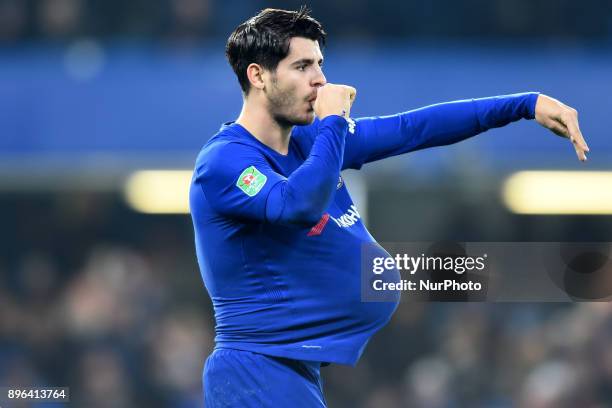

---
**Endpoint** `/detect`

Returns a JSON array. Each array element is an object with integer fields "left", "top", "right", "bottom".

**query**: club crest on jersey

[{"left": 236, "top": 166, "right": 267, "bottom": 196}]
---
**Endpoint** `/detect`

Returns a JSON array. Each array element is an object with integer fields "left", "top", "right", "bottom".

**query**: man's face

[{"left": 264, "top": 37, "right": 326, "bottom": 126}]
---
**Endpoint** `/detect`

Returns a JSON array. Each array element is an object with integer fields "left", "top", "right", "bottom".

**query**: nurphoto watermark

[{"left": 361, "top": 242, "right": 612, "bottom": 302}]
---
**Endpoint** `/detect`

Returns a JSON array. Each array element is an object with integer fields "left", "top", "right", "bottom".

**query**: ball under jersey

[{"left": 190, "top": 93, "right": 539, "bottom": 366}]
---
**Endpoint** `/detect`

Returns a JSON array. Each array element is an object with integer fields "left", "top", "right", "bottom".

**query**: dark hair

[{"left": 225, "top": 7, "right": 327, "bottom": 94}]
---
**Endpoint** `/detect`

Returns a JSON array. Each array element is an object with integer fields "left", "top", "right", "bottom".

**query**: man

[{"left": 189, "top": 8, "right": 589, "bottom": 408}]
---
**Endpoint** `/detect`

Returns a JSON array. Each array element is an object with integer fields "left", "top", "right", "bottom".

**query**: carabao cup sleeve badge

[{"left": 236, "top": 166, "right": 268, "bottom": 197}]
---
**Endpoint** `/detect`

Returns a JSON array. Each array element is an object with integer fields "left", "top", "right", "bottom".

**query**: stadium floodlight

[
  {"left": 124, "top": 170, "right": 191, "bottom": 214},
  {"left": 503, "top": 171, "right": 612, "bottom": 214}
]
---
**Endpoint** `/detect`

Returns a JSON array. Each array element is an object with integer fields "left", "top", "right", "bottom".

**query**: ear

[{"left": 246, "top": 63, "right": 266, "bottom": 91}]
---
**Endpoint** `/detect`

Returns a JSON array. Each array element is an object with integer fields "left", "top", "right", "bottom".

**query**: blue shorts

[{"left": 203, "top": 348, "right": 327, "bottom": 408}]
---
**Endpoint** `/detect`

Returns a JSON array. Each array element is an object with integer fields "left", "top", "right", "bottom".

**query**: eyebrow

[{"left": 291, "top": 58, "right": 324, "bottom": 66}]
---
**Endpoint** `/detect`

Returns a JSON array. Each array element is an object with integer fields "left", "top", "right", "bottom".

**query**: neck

[{"left": 236, "top": 98, "right": 292, "bottom": 155}]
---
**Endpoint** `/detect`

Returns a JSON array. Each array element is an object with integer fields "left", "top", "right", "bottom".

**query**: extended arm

[
  {"left": 341, "top": 92, "right": 589, "bottom": 169},
  {"left": 342, "top": 92, "right": 539, "bottom": 169}
]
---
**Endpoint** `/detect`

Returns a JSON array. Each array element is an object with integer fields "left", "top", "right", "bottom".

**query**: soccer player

[{"left": 189, "top": 8, "right": 589, "bottom": 407}]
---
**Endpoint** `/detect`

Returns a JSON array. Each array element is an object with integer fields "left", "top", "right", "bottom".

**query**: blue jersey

[{"left": 190, "top": 93, "right": 538, "bottom": 366}]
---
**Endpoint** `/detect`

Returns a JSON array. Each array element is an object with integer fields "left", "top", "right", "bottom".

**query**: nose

[{"left": 312, "top": 66, "right": 326, "bottom": 88}]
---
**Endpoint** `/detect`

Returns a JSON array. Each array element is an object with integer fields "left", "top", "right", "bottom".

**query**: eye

[{"left": 297, "top": 65, "right": 307, "bottom": 71}]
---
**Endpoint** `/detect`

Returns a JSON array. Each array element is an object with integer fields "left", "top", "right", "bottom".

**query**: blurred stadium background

[{"left": 1, "top": 0, "right": 612, "bottom": 407}]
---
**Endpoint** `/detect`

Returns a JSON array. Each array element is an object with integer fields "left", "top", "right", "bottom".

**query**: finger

[
  {"left": 548, "top": 120, "right": 569, "bottom": 138},
  {"left": 561, "top": 111, "right": 590, "bottom": 152},
  {"left": 347, "top": 87, "right": 356, "bottom": 102},
  {"left": 576, "top": 146, "right": 587, "bottom": 162},
  {"left": 550, "top": 120, "right": 587, "bottom": 162},
  {"left": 561, "top": 116, "right": 589, "bottom": 161},
  {"left": 569, "top": 135, "right": 588, "bottom": 162}
]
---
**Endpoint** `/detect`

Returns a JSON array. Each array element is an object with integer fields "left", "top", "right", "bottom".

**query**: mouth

[{"left": 306, "top": 93, "right": 317, "bottom": 103}]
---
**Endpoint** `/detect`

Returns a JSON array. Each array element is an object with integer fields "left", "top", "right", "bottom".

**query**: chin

[{"left": 291, "top": 113, "right": 315, "bottom": 126}]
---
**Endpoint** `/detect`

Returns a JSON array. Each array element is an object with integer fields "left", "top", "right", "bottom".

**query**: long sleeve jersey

[{"left": 189, "top": 92, "right": 538, "bottom": 365}]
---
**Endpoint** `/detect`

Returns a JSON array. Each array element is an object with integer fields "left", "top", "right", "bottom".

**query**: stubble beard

[{"left": 267, "top": 76, "right": 313, "bottom": 128}]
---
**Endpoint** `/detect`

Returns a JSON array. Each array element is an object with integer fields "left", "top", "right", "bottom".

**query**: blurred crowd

[
  {"left": 1, "top": 193, "right": 612, "bottom": 407},
  {"left": 0, "top": 0, "right": 610, "bottom": 44},
  {"left": 0, "top": 0, "right": 216, "bottom": 43},
  {"left": 0, "top": 192, "right": 213, "bottom": 407},
  {"left": 325, "top": 303, "right": 612, "bottom": 407}
]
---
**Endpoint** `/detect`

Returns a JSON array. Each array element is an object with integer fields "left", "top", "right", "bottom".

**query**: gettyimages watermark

[{"left": 361, "top": 242, "right": 612, "bottom": 302}]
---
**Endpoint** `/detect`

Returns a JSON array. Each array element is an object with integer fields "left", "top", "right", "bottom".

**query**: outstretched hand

[{"left": 534, "top": 94, "right": 590, "bottom": 162}]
